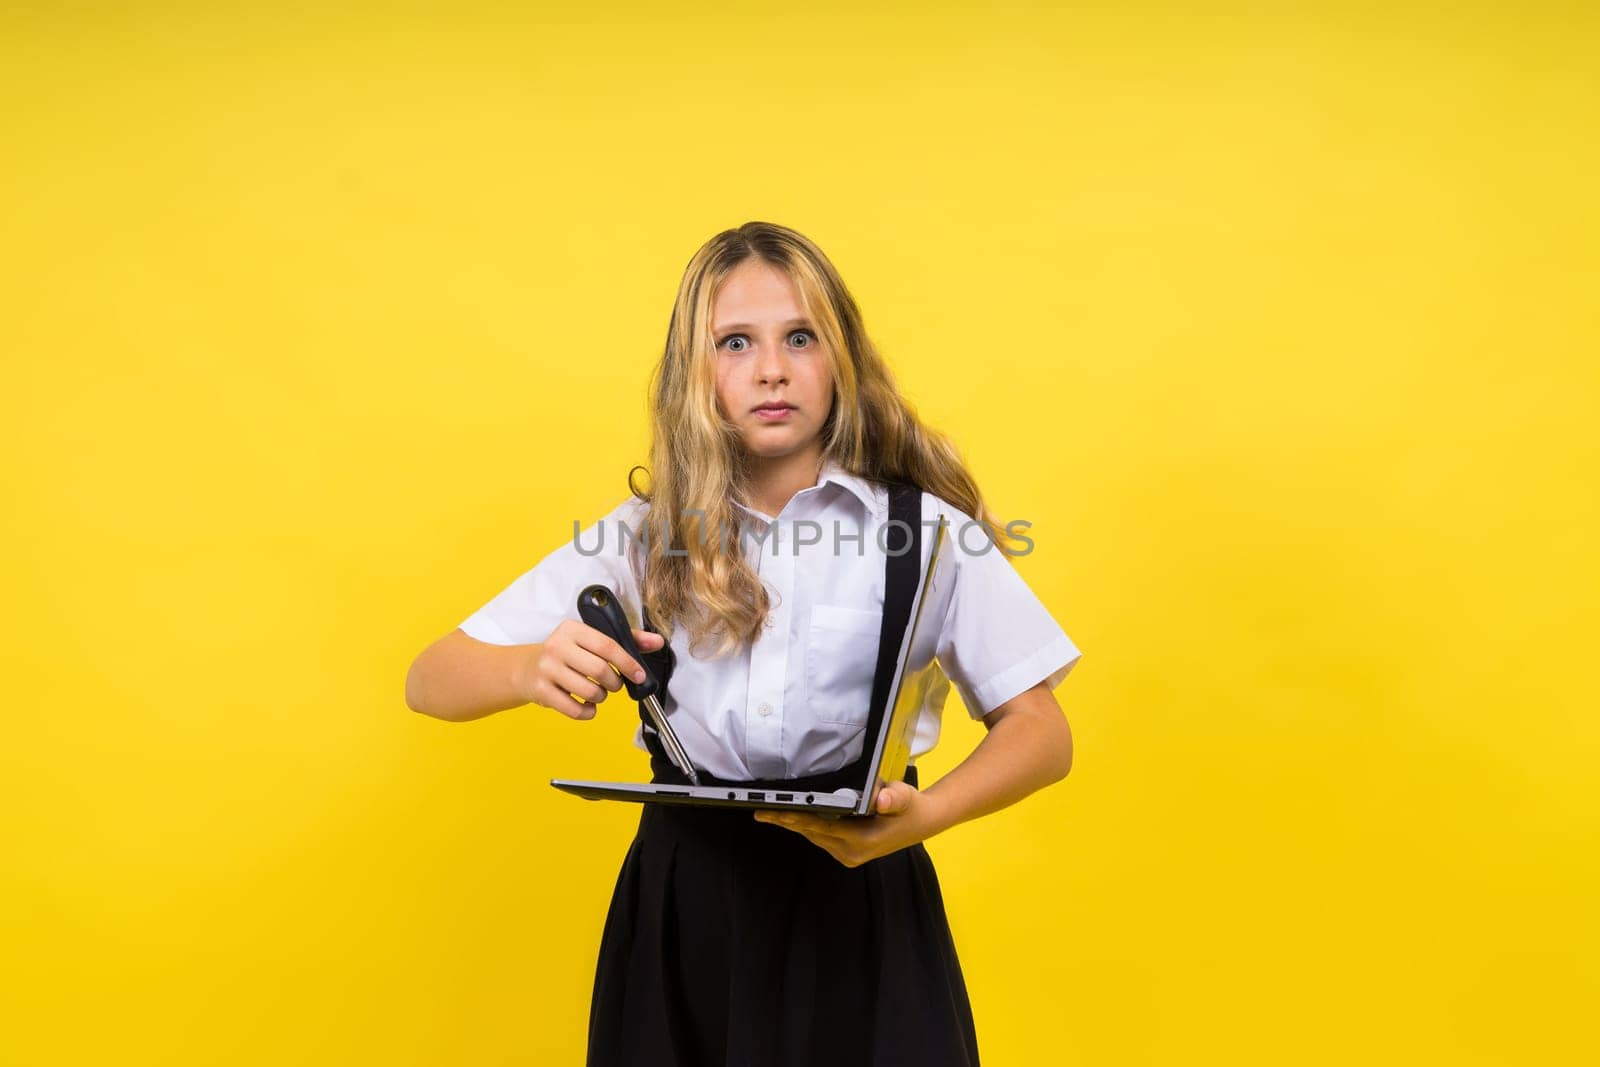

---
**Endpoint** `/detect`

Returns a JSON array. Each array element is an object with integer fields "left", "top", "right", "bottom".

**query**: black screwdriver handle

[{"left": 576, "top": 584, "right": 659, "bottom": 702}]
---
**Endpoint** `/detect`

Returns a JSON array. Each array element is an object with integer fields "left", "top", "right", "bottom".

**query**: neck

[{"left": 741, "top": 445, "right": 825, "bottom": 519}]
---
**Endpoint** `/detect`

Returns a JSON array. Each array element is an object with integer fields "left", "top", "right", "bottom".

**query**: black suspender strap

[
  {"left": 640, "top": 481, "right": 924, "bottom": 792},
  {"left": 824, "top": 479, "right": 923, "bottom": 790}
]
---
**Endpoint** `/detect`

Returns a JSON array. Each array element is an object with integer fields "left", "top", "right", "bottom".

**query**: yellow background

[{"left": 4, "top": 3, "right": 1595, "bottom": 1063}]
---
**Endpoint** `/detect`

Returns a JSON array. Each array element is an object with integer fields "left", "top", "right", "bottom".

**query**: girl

[{"left": 406, "top": 221, "right": 1082, "bottom": 1066}]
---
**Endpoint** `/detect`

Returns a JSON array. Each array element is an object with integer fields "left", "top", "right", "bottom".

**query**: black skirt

[{"left": 585, "top": 766, "right": 980, "bottom": 1066}]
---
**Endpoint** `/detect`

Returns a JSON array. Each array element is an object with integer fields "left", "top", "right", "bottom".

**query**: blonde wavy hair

[{"left": 628, "top": 220, "right": 1025, "bottom": 659}]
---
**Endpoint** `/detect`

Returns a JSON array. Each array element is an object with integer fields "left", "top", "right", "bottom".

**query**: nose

[{"left": 756, "top": 343, "right": 789, "bottom": 386}]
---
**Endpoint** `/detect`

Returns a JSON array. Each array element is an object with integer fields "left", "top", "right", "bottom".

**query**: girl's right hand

[{"left": 520, "top": 618, "right": 667, "bottom": 721}]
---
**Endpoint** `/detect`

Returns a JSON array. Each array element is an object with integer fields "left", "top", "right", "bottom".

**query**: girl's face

[{"left": 711, "top": 258, "right": 835, "bottom": 463}]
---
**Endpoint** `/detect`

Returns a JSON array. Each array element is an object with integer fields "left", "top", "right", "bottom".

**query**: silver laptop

[{"left": 551, "top": 515, "right": 950, "bottom": 819}]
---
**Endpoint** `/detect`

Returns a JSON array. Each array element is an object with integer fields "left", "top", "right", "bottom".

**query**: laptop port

[
  {"left": 748, "top": 791, "right": 765, "bottom": 801},
  {"left": 775, "top": 793, "right": 794, "bottom": 802},
  {"left": 727, "top": 791, "right": 736, "bottom": 799},
  {"left": 805, "top": 795, "right": 815, "bottom": 804}
]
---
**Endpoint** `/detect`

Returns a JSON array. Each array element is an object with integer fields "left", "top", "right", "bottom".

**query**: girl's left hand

[{"left": 753, "top": 781, "right": 943, "bottom": 867}]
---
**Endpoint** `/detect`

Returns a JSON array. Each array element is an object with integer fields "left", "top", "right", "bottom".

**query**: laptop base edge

[{"left": 551, "top": 778, "right": 863, "bottom": 818}]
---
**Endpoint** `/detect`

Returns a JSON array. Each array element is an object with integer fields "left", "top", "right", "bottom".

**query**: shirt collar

[
  {"left": 731, "top": 457, "right": 885, "bottom": 523},
  {"left": 817, "top": 456, "right": 885, "bottom": 521}
]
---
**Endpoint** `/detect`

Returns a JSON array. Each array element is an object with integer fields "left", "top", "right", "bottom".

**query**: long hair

[{"left": 629, "top": 220, "right": 1024, "bottom": 659}]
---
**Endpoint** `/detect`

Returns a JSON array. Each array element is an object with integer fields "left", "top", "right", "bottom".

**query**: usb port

[
  {"left": 748, "top": 791, "right": 765, "bottom": 801},
  {"left": 775, "top": 793, "right": 794, "bottom": 802}
]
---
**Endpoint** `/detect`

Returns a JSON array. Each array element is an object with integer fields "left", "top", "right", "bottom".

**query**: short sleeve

[
  {"left": 932, "top": 504, "right": 1083, "bottom": 718},
  {"left": 458, "top": 497, "right": 650, "bottom": 646}
]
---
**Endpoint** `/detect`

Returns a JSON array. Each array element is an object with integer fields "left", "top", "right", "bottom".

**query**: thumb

[
  {"left": 876, "top": 780, "right": 916, "bottom": 815},
  {"left": 634, "top": 628, "right": 665, "bottom": 648}
]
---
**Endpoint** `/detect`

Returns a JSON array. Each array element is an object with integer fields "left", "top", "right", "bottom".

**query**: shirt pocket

[{"left": 804, "top": 603, "right": 884, "bottom": 725}]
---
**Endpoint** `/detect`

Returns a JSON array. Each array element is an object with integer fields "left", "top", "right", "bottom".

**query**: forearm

[
  {"left": 920, "top": 696, "right": 1073, "bottom": 835},
  {"left": 406, "top": 630, "right": 540, "bottom": 722}
]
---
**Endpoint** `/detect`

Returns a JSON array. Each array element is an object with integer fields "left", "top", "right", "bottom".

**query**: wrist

[
  {"left": 510, "top": 643, "right": 542, "bottom": 706},
  {"left": 919, "top": 784, "right": 960, "bottom": 837}
]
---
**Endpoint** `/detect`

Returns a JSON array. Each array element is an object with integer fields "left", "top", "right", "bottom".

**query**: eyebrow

[{"left": 713, "top": 317, "right": 813, "bottom": 334}]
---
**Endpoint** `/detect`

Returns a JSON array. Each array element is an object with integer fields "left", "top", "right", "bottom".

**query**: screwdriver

[{"left": 576, "top": 584, "right": 700, "bottom": 786}]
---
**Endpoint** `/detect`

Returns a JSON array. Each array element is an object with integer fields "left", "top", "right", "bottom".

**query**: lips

[{"left": 752, "top": 402, "right": 795, "bottom": 413}]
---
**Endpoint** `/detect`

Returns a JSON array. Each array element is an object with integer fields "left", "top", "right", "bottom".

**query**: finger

[
  {"left": 632, "top": 628, "right": 666, "bottom": 650},
  {"left": 567, "top": 647, "right": 626, "bottom": 692},
  {"left": 551, "top": 665, "right": 608, "bottom": 706},
  {"left": 807, "top": 831, "right": 863, "bottom": 866},
  {"left": 537, "top": 680, "right": 597, "bottom": 721},
  {"left": 758, "top": 813, "right": 850, "bottom": 850},
  {"left": 793, "top": 826, "right": 852, "bottom": 854},
  {"left": 757, "top": 811, "right": 827, "bottom": 833},
  {"left": 573, "top": 627, "right": 647, "bottom": 684}
]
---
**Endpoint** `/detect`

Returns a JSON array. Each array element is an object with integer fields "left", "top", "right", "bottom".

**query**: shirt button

[{"left": 757, "top": 702, "right": 772, "bottom": 717}]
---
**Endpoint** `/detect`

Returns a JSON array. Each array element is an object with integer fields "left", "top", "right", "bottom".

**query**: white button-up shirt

[{"left": 458, "top": 458, "right": 1082, "bottom": 780}]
